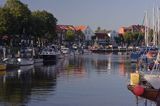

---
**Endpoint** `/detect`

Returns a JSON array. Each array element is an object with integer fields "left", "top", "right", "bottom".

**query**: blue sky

[{"left": 0, "top": 0, "right": 159, "bottom": 31}]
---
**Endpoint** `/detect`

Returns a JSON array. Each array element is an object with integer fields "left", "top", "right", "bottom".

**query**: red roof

[
  {"left": 74, "top": 25, "right": 87, "bottom": 31},
  {"left": 56, "top": 25, "right": 76, "bottom": 31}
]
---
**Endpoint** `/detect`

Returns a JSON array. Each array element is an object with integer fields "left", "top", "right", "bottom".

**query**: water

[{"left": 0, "top": 53, "right": 156, "bottom": 106}]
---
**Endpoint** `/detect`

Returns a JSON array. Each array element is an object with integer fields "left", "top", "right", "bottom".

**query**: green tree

[
  {"left": 76, "top": 30, "right": 85, "bottom": 42},
  {"left": 4, "top": 0, "right": 31, "bottom": 35},
  {"left": 66, "top": 29, "right": 75, "bottom": 42},
  {"left": 31, "top": 10, "right": 57, "bottom": 45},
  {"left": 114, "top": 36, "right": 121, "bottom": 45},
  {"left": 0, "top": 7, "right": 14, "bottom": 35},
  {"left": 124, "top": 32, "right": 132, "bottom": 46}
]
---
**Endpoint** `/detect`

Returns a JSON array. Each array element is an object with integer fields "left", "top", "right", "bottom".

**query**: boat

[
  {"left": 34, "top": 58, "right": 43, "bottom": 63},
  {"left": 141, "top": 50, "right": 160, "bottom": 89},
  {"left": 127, "top": 71, "right": 160, "bottom": 103},
  {"left": 17, "top": 58, "right": 34, "bottom": 66},
  {"left": 127, "top": 84, "right": 160, "bottom": 102},
  {"left": 3, "top": 58, "right": 20, "bottom": 70},
  {"left": 40, "top": 44, "right": 60, "bottom": 64},
  {"left": 61, "top": 46, "right": 69, "bottom": 54},
  {"left": 17, "top": 47, "right": 34, "bottom": 66},
  {"left": 130, "top": 51, "right": 140, "bottom": 63},
  {"left": 33, "top": 47, "right": 43, "bottom": 63},
  {"left": 2, "top": 47, "right": 34, "bottom": 70},
  {"left": 0, "top": 64, "right": 6, "bottom": 71}
]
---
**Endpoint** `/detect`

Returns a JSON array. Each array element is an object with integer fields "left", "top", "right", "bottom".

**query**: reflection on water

[
  {"left": 0, "top": 64, "right": 57, "bottom": 106},
  {"left": 0, "top": 53, "right": 152, "bottom": 106}
]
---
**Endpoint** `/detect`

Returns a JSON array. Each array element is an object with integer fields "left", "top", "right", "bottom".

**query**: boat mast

[
  {"left": 145, "top": 11, "right": 149, "bottom": 46},
  {"left": 157, "top": 7, "right": 160, "bottom": 46},
  {"left": 153, "top": 0, "right": 159, "bottom": 47},
  {"left": 153, "top": 5, "right": 156, "bottom": 46}
]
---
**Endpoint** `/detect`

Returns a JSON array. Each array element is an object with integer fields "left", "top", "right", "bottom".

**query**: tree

[
  {"left": 114, "top": 36, "right": 121, "bottom": 45},
  {"left": 31, "top": 10, "right": 57, "bottom": 43},
  {"left": 0, "top": 7, "right": 14, "bottom": 35},
  {"left": 66, "top": 29, "right": 75, "bottom": 42},
  {"left": 4, "top": 0, "right": 31, "bottom": 35},
  {"left": 123, "top": 32, "right": 132, "bottom": 46},
  {"left": 76, "top": 30, "right": 85, "bottom": 42}
]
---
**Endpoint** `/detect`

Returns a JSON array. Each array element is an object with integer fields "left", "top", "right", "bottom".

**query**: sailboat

[
  {"left": 143, "top": 50, "right": 160, "bottom": 89},
  {"left": 127, "top": 4, "right": 160, "bottom": 103},
  {"left": 141, "top": 3, "right": 160, "bottom": 88}
]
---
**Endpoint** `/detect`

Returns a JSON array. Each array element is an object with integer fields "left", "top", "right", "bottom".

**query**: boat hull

[
  {"left": 0, "top": 64, "right": 6, "bottom": 71},
  {"left": 18, "top": 58, "right": 34, "bottom": 66},
  {"left": 127, "top": 84, "right": 159, "bottom": 102},
  {"left": 42, "top": 55, "right": 57, "bottom": 65},
  {"left": 6, "top": 63, "right": 20, "bottom": 70}
]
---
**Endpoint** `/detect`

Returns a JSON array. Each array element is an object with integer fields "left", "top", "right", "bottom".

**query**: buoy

[{"left": 133, "top": 85, "right": 144, "bottom": 96}]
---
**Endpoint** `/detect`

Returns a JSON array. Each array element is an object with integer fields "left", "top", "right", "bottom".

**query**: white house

[
  {"left": 107, "top": 30, "right": 119, "bottom": 46},
  {"left": 75, "top": 25, "right": 94, "bottom": 41}
]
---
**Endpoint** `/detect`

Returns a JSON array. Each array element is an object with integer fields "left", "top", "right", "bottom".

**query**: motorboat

[{"left": 40, "top": 44, "right": 61, "bottom": 64}]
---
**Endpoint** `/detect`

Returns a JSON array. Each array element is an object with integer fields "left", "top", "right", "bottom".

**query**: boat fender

[{"left": 133, "top": 85, "right": 144, "bottom": 96}]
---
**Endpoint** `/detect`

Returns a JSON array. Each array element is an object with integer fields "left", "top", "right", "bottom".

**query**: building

[
  {"left": 118, "top": 25, "right": 145, "bottom": 35},
  {"left": 94, "top": 31, "right": 109, "bottom": 46},
  {"left": 56, "top": 25, "right": 76, "bottom": 44},
  {"left": 118, "top": 27, "right": 131, "bottom": 35},
  {"left": 107, "top": 30, "right": 119, "bottom": 47},
  {"left": 75, "top": 25, "right": 94, "bottom": 42}
]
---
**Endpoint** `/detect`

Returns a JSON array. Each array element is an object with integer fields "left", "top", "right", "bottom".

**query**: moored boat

[
  {"left": 141, "top": 50, "right": 160, "bottom": 89},
  {"left": 127, "top": 84, "right": 160, "bottom": 102},
  {"left": 0, "top": 64, "right": 6, "bottom": 71},
  {"left": 130, "top": 51, "right": 140, "bottom": 63},
  {"left": 40, "top": 44, "right": 60, "bottom": 64}
]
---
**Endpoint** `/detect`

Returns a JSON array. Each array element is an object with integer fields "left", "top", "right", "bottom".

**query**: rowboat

[{"left": 127, "top": 84, "right": 160, "bottom": 102}]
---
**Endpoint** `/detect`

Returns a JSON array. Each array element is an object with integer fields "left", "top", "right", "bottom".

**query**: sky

[{"left": 0, "top": 0, "right": 159, "bottom": 31}]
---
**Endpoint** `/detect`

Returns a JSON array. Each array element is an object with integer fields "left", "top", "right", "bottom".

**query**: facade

[
  {"left": 75, "top": 25, "right": 94, "bottom": 41},
  {"left": 107, "top": 30, "right": 119, "bottom": 46},
  {"left": 118, "top": 27, "right": 131, "bottom": 35},
  {"left": 118, "top": 25, "right": 145, "bottom": 35},
  {"left": 57, "top": 25, "right": 94, "bottom": 43},
  {"left": 94, "top": 32, "right": 109, "bottom": 46},
  {"left": 56, "top": 25, "right": 76, "bottom": 44}
]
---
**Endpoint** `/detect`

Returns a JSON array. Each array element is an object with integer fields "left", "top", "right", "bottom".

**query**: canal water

[{"left": 0, "top": 53, "right": 156, "bottom": 106}]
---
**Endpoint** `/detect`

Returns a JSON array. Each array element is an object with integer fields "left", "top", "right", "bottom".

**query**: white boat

[
  {"left": 40, "top": 44, "right": 60, "bottom": 64},
  {"left": 61, "top": 46, "right": 69, "bottom": 54},
  {"left": 17, "top": 58, "right": 34, "bottom": 66},
  {"left": 142, "top": 51, "right": 160, "bottom": 89},
  {"left": 17, "top": 47, "right": 34, "bottom": 66}
]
